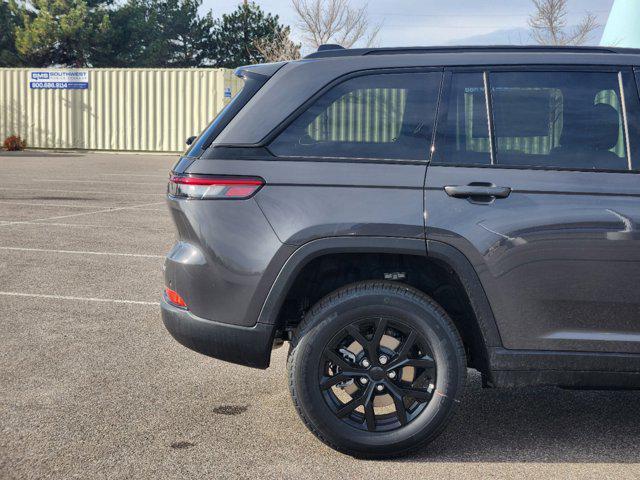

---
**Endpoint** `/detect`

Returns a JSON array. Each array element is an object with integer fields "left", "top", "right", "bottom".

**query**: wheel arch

[
  {"left": 257, "top": 236, "right": 428, "bottom": 326},
  {"left": 259, "top": 237, "right": 503, "bottom": 376}
]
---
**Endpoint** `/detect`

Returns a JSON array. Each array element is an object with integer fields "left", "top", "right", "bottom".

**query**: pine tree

[
  {"left": 209, "top": 1, "right": 292, "bottom": 68},
  {"left": 0, "top": 0, "right": 24, "bottom": 66},
  {"left": 14, "top": 0, "right": 111, "bottom": 67}
]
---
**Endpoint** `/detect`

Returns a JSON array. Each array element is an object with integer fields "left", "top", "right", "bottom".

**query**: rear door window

[
  {"left": 269, "top": 72, "right": 442, "bottom": 160},
  {"left": 490, "top": 71, "right": 629, "bottom": 171},
  {"left": 432, "top": 72, "right": 491, "bottom": 166}
]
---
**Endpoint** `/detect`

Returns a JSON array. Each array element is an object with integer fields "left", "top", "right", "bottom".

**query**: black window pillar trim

[
  {"left": 186, "top": 70, "right": 271, "bottom": 158},
  {"left": 431, "top": 67, "right": 494, "bottom": 167}
]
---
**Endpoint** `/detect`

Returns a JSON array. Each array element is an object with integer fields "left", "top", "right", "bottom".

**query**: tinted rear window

[
  {"left": 490, "top": 71, "right": 628, "bottom": 170},
  {"left": 270, "top": 72, "right": 442, "bottom": 160}
]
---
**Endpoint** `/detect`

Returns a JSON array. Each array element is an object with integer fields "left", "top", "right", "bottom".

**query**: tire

[{"left": 287, "top": 280, "right": 466, "bottom": 459}]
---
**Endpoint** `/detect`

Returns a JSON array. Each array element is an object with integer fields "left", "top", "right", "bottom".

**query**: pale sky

[{"left": 201, "top": 0, "right": 615, "bottom": 53}]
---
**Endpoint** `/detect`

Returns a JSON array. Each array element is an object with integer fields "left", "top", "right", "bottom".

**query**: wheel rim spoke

[
  {"left": 320, "top": 372, "right": 350, "bottom": 390},
  {"left": 364, "top": 398, "right": 376, "bottom": 431},
  {"left": 402, "top": 387, "right": 432, "bottom": 401},
  {"left": 385, "top": 381, "right": 408, "bottom": 425},
  {"left": 371, "top": 318, "right": 387, "bottom": 351},
  {"left": 336, "top": 384, "right": 372, "bottom": 418},
  {"left": 412, "top": 369, "right": 432, "bottom": 389},
  {"left": 395, "top": 330, "right": 417, "bottom": 361},
  {"left": 345, "top": 325, "right": 374, "bottom": 360},
  {"left": 324, "top": 349, "right": 358, "bottom": 372},
  {"left": 387, "top": 354, "right": 434, "bottom": 371},
  {"left": 336, "top": 398, "right": 360, "bottom": 418},
  {"left": 385, "top": 380, "right": 432, "bottom": 403},
  {"left": 409, "top": 356, "right": 435, "bottom": 369}
]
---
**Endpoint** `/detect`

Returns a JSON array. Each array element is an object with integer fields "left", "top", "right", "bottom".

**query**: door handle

[{"left": 444, "top": 184, "right": 512, "bottom": 200}]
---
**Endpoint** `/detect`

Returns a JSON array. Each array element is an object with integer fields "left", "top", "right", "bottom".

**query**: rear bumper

[{"left": 161, "top": 297, "right": 277, "bottom": 369}]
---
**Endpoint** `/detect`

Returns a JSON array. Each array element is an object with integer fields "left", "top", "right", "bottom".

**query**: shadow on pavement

[
  {"left": 407, "top": 372, "right": 640, "bottom": 463},
  {"left": 0, "top": 150, "right": 87, "bottom": 157}
]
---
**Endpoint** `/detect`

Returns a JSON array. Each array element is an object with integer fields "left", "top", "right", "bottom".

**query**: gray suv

[{"left": 161, "top": 45, "right": 640, "bottom": 458}]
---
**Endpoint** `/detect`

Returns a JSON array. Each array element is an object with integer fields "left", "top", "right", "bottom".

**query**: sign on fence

[
  {"left": 2, "top": 68, "right": 242, "bottom": 151},
  {"left": 29, "top": 71, "right": 89, "bottom": 90}
]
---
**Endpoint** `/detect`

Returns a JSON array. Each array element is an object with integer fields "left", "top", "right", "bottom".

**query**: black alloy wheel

[
  {"left": 288, "top": 281, "right": 467, "bottom": 458},
  {"left": 319, "top": 316, "right": 436, "bottom": 432}
]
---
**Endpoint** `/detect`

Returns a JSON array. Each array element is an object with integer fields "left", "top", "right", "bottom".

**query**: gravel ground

[{"left": 1, "top": 151, "right": 639, "bottom": 479}]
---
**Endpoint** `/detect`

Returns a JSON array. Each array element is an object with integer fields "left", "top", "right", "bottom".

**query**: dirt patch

[
  {"left": 212, "top": 405, "right": 249, "bottom": 416},
  {"left": 170, "top": 441, "right": 196, "bottom": 450}
]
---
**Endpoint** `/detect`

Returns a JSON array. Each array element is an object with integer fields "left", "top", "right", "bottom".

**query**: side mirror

[{"left": 186, "top": 135, "right": 196, "bottom": 146}]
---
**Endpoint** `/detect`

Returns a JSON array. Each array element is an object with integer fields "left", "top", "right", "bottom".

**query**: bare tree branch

[
  {"left": 291, "top": 0, "right": 381, "bottom": 50},
  {"left": 566, "top": 11, "right": 599, "bottom": 46},
  {"left": 254, "top": 28, "right": 302, "bottom": 62},
  {"left": 528, "top": 0, "right": 599, "bottom": 46}
]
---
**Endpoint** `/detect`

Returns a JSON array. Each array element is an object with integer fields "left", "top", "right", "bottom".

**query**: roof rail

[{"left": 305, "top": 45, "right": 640, "bottom": 59}]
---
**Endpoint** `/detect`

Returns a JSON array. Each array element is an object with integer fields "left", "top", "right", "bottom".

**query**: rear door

[{"left": 425, "top": 66, "right": 640, "bottom": 354}]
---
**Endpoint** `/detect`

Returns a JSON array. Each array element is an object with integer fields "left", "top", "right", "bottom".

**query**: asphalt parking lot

[{"left": 1, "top": 151, "right": 639, "bottom": 479}]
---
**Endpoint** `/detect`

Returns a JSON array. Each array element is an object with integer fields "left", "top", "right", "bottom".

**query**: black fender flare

[
  {"left": 257, "top": 236, "right": 428, "bottom": 326},
  {"left": 426, "top": 240, "right": 503, "bottom": 348},
  {"left": 257, "top": 236, "right": 503, "bottom": 351}
]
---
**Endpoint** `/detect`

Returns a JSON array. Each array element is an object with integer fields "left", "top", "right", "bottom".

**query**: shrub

[{"left": 3, "top": 135, "right": 27, "bottom": 151}]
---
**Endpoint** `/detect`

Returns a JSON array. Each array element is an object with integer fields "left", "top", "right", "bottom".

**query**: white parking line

[
  {"left": 0, "top": 221, "right": 169, "bottom": 230},
  {"left": 102, "top": 173, "right": 168, "bottom": 178},
  {"left": 0, "top": 201, "right": 165, "bottom": 226},
  {"left": 0, "top": 291, "right": 160, "bottom": 306},
  {"left": 0, "top": 221, "right": 111, "bottom": 228},
  {"left": 0, "top": 201, "right": 108, "bottom": 209},
  {"left": 0, "top": 246, "right": 164, "bottom": 258},
  {"left": 0, "top": 187, "right": 163, "bottom": 196},
  {"left": 0, "top": 201, "right": 166, "bottom": 211},
  {"left": 16, "top": 179, "right": 164, "bottom": 186}
]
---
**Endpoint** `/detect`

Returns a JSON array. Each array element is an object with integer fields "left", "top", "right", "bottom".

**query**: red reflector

[
  {"left": 225, "top": 186, "right": 259, "bottom": 197},
  {"left": 165, "top": 287, "right": 187, "bottom": 308},
  {"left": 168, "top": 175, "right": 264, "bottom": 199}
]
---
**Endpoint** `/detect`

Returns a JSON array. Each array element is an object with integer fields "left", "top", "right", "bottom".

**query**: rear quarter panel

[{"left": 187, "top": 158, "right": 427, "bottom": 246}]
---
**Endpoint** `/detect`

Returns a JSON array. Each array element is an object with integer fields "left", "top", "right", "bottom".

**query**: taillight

[
  {"left": 168, "top": 174, "right": 264, "bottom": 199},
  {"left": 165, "top": 287, "right": 187, "bottom": 308}
]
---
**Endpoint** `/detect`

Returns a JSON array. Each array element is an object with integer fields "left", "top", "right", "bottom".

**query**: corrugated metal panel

[
  {"left": 0, "top": 68, "right": 241, "bottom": 152},
  {"left": 308, "top": 88, "right": 407, "bottom": 143}
]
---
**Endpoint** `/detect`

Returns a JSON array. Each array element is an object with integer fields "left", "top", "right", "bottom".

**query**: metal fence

[{"left": 0, "top": 68, "right": 242, "bottom": 153}]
